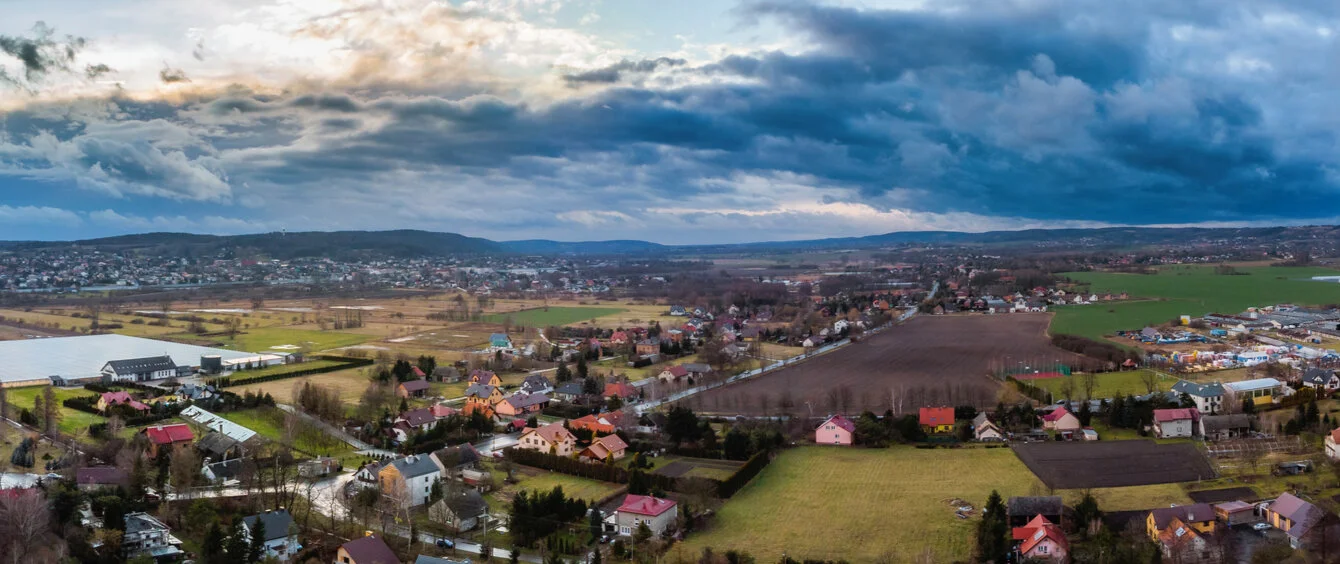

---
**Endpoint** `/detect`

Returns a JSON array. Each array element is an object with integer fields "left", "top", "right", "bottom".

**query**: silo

[{"left": 201, "top": 355, "right": 223, "bottom": 374}]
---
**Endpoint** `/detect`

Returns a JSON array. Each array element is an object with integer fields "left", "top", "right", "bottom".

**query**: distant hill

[{"left": 3, "top": 225, "right": 1336, "bottom": 258}]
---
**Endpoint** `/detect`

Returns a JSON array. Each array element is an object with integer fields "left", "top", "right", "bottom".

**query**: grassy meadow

[
  {"left": 482, "top": 306, "right": 627, "bottom": 327},
  {"left": 1051, "top": 265, "right": 1340, "bottom": 339},
  {"left": 4, "top": 386, "right": 106, "bottom": 435}
]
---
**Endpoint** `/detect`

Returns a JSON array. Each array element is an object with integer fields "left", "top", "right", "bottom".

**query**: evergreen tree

[
  {"left": 577, "top": 354, "right": 589, "bottom": 379},
  {"left": 556, "top": 361, "right": 571, "bottom": 383},
  {"left": 247, "top": 519, "right": 266, "bottom": 563},
  {"left": 510, "top": 546, "right": 522, "bottom": 564},
  {"left": 225, "top": 520, "right": 250, "bottom": 562},
  {"left": 202, "top": 522, "right": 225, "bottom": 564}
]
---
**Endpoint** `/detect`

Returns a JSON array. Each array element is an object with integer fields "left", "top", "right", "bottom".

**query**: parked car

[
  {"left": 436, "top": 539, "right": 455, "bottom": 548},
  {"left": 1253, "top": 523, "right": 1272, "bottom": 532}
]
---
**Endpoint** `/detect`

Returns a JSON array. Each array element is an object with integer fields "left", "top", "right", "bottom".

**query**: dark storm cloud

[
  {"left": 0, "top": 22, "right": 89, "bottom": 88},
  {"left": 563, "top": 57, "right": 687, "bottom": 85}
]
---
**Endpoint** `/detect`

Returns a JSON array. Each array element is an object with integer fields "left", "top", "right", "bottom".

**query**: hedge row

[
  {"left": 505, "top": 447, "right": 771, "bottom": 499},
  {"left": 717, "top": 450, "right": 771, "bottom": 498},
  {"left": 61, "top": 396, "right": 102, "bottom": 416},
  {"left": 210, "top": 356, "right": 374, "bottom": 388}
]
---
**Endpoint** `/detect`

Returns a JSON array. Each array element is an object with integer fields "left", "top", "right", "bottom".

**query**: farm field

[
  {"left": 175, "top": 327, "right": 370, "bottom": 353},
  {"left": 1014, "top": 440, "right": 1217, "bottom": 489},
  {"left": 232, "top": 367, "right": 375, "bottom": 405},
  {"left": 675, "top": 446, "right": 1044, "bottom": 563},
  {"left": 482, "top": 306, "right": 626, "bottom": 327},
  {"left": 687, "top": 315, "right": 1093, "bottom": 414},
  {"left": 1052, "top": 265, "right": 1340, "bottom": 340}
]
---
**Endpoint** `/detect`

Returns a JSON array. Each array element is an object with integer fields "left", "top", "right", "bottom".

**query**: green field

[
  {"left": 482, "top": 306, "right": 626, "bottom": 327},
  {"left": 1052, "top": 265, "right": 1340, "bottom": 339},
  {"left": 175, "top": 327, "right": 370, "bottom": 353},
  {"left": 217, "top": 359, "right": 344, "bottom": 379},
  {"left": 5, "top": 386, "right": 106, "bottom": 435},
  {"left": 219, "top": 407, "right": 353, "bottom": 457},
  {"left": 1028, "top": 369, "right": 1174, "bottom": 401}
]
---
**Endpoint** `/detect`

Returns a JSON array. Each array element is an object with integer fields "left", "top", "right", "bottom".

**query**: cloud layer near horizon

[{"left": 2, "top": 0, "right": 1340, "bottom": 243}]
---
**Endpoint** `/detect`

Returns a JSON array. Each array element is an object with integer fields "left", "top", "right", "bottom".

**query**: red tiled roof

[
  {"left": 1012, "top": 515, "right": 1068, "bottom": 556},
  {"left": 604, "top": 382, "right": 638, "bottom": 398},
  {"left": 617, "top": 494, "right": 677, "bottom": 517},
  {"left": 1041, "top": 408, "right": 1072, "bottom": 422},
  {"left": 431, "top": 403, "right": 459, "bottom": 418},
  {"left": 143, "top": 424, "right": 194, "bottom": 445},
  {"left": 127, "top": 401, "right": 150, "bottom": 411},
  {"left": 412, "top": 366, "right": 426, "bottom": 377},
  {"left": 101, "top": 391, "right": 134, "bottom": 405},
  {"left": 663, "top": 365, "right": 688, "bottom": 378},
  {"left": 1154, "top": 408, "right": 1200, "bottom": 423},
  {"left": 821, "top": 415, "right": 856, "bottom": 433},
  {"left": 919, "top": 407, "right": 954, "bottom": 426}
]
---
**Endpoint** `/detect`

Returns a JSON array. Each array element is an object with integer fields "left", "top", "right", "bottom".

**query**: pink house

[
  {"left": 1012, "top": 515, "right": 1068, "bottom": 562},
  {"left": 1042, "top": 408, "right": 1081, "bottom": 432},
  {"left": 815, "top": 415, "right": 855, "bottom": 445}
]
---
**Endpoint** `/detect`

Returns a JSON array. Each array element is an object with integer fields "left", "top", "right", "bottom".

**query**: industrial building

[{"left": 0, "top": 334, "right": 270, "bottom": 388}]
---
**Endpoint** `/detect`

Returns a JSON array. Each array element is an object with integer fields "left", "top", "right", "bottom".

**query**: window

[{"left": 1037, "top": 545, "right": 1048, "bottom": 554}]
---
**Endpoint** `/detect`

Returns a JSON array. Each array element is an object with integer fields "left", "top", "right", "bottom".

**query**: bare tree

[
  {"left": 0, "top": 488, "right": 62, "bottom": 564},
  {"left": 169, "top": 447, "right": 201, "bottom": 492},
  {"left": 1139, "top": 370, "right": 1159, "bottom": 394},
  {"left": 1080, "top": 372, "right": 1097, "bottom": 401}
]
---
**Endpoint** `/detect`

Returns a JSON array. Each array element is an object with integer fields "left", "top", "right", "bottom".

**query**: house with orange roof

[
  {"left": 919, "top": 407, "right": 955, "bottom": 434},
  {"left": 1011, "top": 515, "right": 1068, "bottom": 562},
  {"left": 517, "top": 422, "right": 577, "bottom": 456},
  {"left": 580, "top": 434, "right": 628, "bottom": 462},
  {"left": 570, "top": 414, "right": 616, "bottom": 435},
  {"left": 604, "top": 382, "right": 640, "bottom": 402}
]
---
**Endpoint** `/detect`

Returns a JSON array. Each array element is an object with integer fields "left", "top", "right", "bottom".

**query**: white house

[
  {"left": 1328, "top": 429, "right": 1340, "bottom": 461},
  {"left": 1153, "top": 408, "right": 1200, "bottom": 438},
  {"left": 380, "top": 455, "right": 441, "bottom": 508},
  {"left": 102, "top": 356, "right": 177, "bottom": 382},
  {"left": 614, "top": 494, "right": 678, "bottom": 537},
  {"left": 1303, "top": 368, "right": 1340, "bottom": 392},
  {"left": 123, "top": 512, "right": 184, "bottom": 560},
  {"left": 241, "top": 510, "right": 301, "bottom": 562},
  {"left": 1170, "top": 381, "right": 1226, "bottom": 414}
]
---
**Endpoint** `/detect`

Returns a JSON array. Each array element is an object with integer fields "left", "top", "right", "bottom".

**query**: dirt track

[{"left": 687, "top": 314, "right": 1091, "bottom": 415}]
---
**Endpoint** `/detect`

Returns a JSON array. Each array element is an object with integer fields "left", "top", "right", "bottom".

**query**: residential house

[
  {"left": 1008, "top": 496, "right": 1064, "bottom": 528},
  {"left": 396, "top": 407, "right": 439, "bottom": 432},
  {"left": 298, "top": 457, "right": 339, "bottom": 479},
  {"left": 489, "top": 333, "right": 513, "bottom": 349},
  {"left": 919, "top": 407, "right": 955, "bottom": 434},
  {"left": 1154, "top": 516, "right": 1217, "bottom": 561},
  {"left": 464, "top": 383, "right": 504, "bottom": 416},
  {"left": 354, "top": 461, "right": 385, "bottom": 486},
  {"left": 609, "top": 331, "right": 630, "bottom": 346},
  {"left": 682, "top": 363, "right": 711, "bottom": 378},
  {"left": 141, "top": 424, "right": 195, "bottom": 457},
  {"left": 615, "top": 494, "right": 678, "bottom": 537},
  {"left": 571, "top": 413, "right": 617, "bottom": 435},
  {"left": 379, "top": 454, "right": 441, "bottom": 508},
  {"left": 123, "top": 512, "right": 183, "bottom": 560},
  {"left": 1011, "top": 515, "right": 1068, "bottom": 563},
  {"left": 178, "top": 383, "right": 214, "bottom": 401},
  {"left": 102, "top": 356, "right": 177, "bottom": 383},
  {"left": 76, "top": 466, "right": 129, "bottom": 492},
  {"left": 517, "top": 422, "right": 577, "bottom": 456},
  {"left": 1200, "top": 414, "right": 1255, "bottom": 441},
  {"left": 1262, "top": 493, "right": 1340, "bottom": 549},
  {"left": 96, "top": 391, "right": 150, "bottom": 413},
  {"left": 469, "top": 369, "right": 502, "bottom": 387},
  {"left": 1170, "top": 380, "right": 1226, "bottom": 414},
  {"left": 396, "top": 378, "right": 431, "bottom": 399},
  {"left": 336, "top": 533, "right": 399, "bottom": 564},
  {"left": 520, "top": 374, "right": 553, "bottom": 395},
  {"left": 429, "top": 489, "right": 489, "bottom": 532},
  {"left": 430, "top": 403, "right": 459, "bottom": 419},
  {"left": 496, "top": 392, "right": 550, "bottom": 417},
  {"left": 580, "top": 434, "right": 629, "bottom": 462},
  {"left": 1146, "top": 504, "right": 1217, "bottom": 543},
  {"left": 657, "top": 365, "right": 689, "bottom": 383},
  {"left": 1153, "top": 408, "right": 1201, "bottom": 438},
  {"left": 635, "top": 339, "right": 660, "bottom": 356},
  {"left": 431, "top": 443, "right": 482, "bottom": 478},
  {"left": 1041, "top": 408, "right": 1081, "bottom": 432},
  {"left": 241, "top": 509, "right": 301, "bottom": 562},
  {"left": 972, "top": 413, "right": 1005, "bottom": 442},
  {"left": 552, "top": 381, "right": 585, "bottom": 402},
  {"left": 196, "top": 431, "right": 244, "bottom": 461},
  {"left": 815, "top": 414, "right": 855, "bottom": 445},
  {"left": 1329, "top": 429, "right": 1340, "bottom": 461},
  {"left": 604, "top": 382, "right": 640, "bottom": 402},
  {"left": 802, "top": 336, "right": 822, "bottom": 348},
  {"left": 202, "top": 458, "right": 248, "bottom": 484},
  {"left": 1303, "top": 368, "right": 1340, "bottom": 392}
]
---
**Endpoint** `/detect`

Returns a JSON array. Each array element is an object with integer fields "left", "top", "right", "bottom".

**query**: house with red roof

[
  {"left": 571, "top": 414, "right": 616, "bottom": 435},
  {"left": 919, "top": 407, "right": 956, "bottom": 434},
  {"left": 1153, "top": 408, "right": 1201, "bottom": 438},
  {"left": 609, "top": 331, "right": 629, "bottom": 345},
  {"left": 1041, "top": 408, "right": 1081, "bottom": 432},
  {"left": 657, "top": 365, "right": 689, "bottom": 383},
  {"left": 1011, "top": 515, "right": 1068, "bottom": 562},
  {"left": 1327, "top": 428, "right": 1340, "bottom": 461},
  {"left": 580, "top": 434, "right": 629, "bottom": 462},
  {"left": 411, "top": 365, "right": 427, "bottom": 379},
  {"left": 97, "top": 391, "right": 150, "bottom": 413},
  {"left": 614, "top": 494, "right": 678, "bottom": 537},
  {"left": 815, "top": 415, "right": 855, "bottom": 445},
  {"left": 141, "top": 424, "right": 195, "bottom": 457},
  {"left": 604, "top": 382, "right": 640, "bottom": 402}
]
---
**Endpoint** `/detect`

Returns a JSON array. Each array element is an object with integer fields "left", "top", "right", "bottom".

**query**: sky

[{"left": 2, "top": 0, "right": 1340, "bottom": 244}]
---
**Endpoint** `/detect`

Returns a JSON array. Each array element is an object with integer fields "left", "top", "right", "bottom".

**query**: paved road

[
  {"left": 276, "top": 404, "right": 395, "bottom": 457},
  {"left": 473, "top": 431, "right": 520, "bottom": 455}
]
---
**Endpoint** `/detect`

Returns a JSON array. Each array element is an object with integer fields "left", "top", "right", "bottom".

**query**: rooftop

[{"left": 0, "top": 333, "right": 263, "bottom": 385}]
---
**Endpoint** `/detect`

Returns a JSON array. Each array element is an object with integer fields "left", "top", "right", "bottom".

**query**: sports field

[
  {"left": 676, "top": 446, "right": 1192, "bottom": 563},
  {"left": 1052, "top": 265, "right": 1340, "bottom": 339},
  {"left": 482, "top": 306, "right": 626, "bottom": 327}
]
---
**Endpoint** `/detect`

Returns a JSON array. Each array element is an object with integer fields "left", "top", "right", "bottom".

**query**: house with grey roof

[
  {"left": 1171, "top": 380, "right": 1227, "bottom": 414},
  {"left": 429, "top": 489, "right": 489, "bottom": 532},
  {"left": 102, "top": 356, "right": 178, "bottom": 382},
  {"left": 381, "top": 454, "right": 441, "bottom": 507},
  {"left": 1303, "top": 368, "right": 1340, "bottom": 391},
  {"left": 242, "top": 509, "right": 301, "bottom": 562},
  {"left": 1007, "top": 496, "right": 1064, "bottom": 528},
  {"left": 123, "top": 512, "right": 183, "bottom": 560},
  {"left": 1263, "top": 492, "right": 1340, "bottom": 549}
]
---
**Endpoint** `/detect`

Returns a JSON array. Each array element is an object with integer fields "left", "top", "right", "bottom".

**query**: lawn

[
  {"left": 1051, "top": 265, "right": 1340, "bottom": 339},
  {"left": 4, "top": 386, "right": 105, "bottom": 436},
  {"left": 174, "top": 327, "right": 370, "bottom": 353},
  {"left": 218, "top": 407, "right": 353, "bottom": 457},
  {"left": 220, "top": 358, "right": 344, "bottom": 379},
  {"left": 507, "top": 470, "right": 625, "bottom": 503},
  {"left": 482, "top": 307, "right": 627, "bottom": 327},
  {"left": 1029, "top": 369, "right": 1173, "bottom": 401}
]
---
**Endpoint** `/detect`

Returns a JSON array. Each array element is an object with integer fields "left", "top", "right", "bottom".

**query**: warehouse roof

[{"left": 0, "top": 334, "right": 260, "bottom": 385}]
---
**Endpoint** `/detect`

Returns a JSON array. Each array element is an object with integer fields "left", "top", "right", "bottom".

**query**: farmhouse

[
  {"left": 1041, "top": 408, "right": 1081, "bottom": 432},
  {"left": 102, "top": 356, "right": 178, "bottom": 383},
  {"left": 919, "top": 407, "right": 955, "bottom": 434},
  {"left": 1200, "top": 414, "right": 1255, "bottom": 441},
  {"left": 517, "top": 422, "right": 577, "bottom": 456},
  {"left": 379, "top": 454, "right": 441, "bottom": 508},
  {"left": 658, "top": 365, "right": 689, "bottom": 382},
  {"left": 240, "top": 509, "right": 301, "bottom": 562},
  {"left": 396, "top": 378, "right": 431, "bottom": 398},
  {"left": 1011, "top": 515, "right": 1068, "bottom": 563},
  {"left": 1170, "top": 380, "right": 1225, "bottom": 414},
  {"left": 815, "top": 415, "right": 855, "bottom": 445},
  {"left": 0, "top": 333, "right": 263, "bottom": 388},
  {"left": 580, "top": 434, "right": 629, "bottom": 462},
  {"left": 1261, "top": 493, "right": 1340, "bottom": 549},
  {"left": 615, "top": 494, "right": 678, "bottom": 537},
  {"left": 1153, "top": 408, "right": 1200, "bottom": 438}
]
